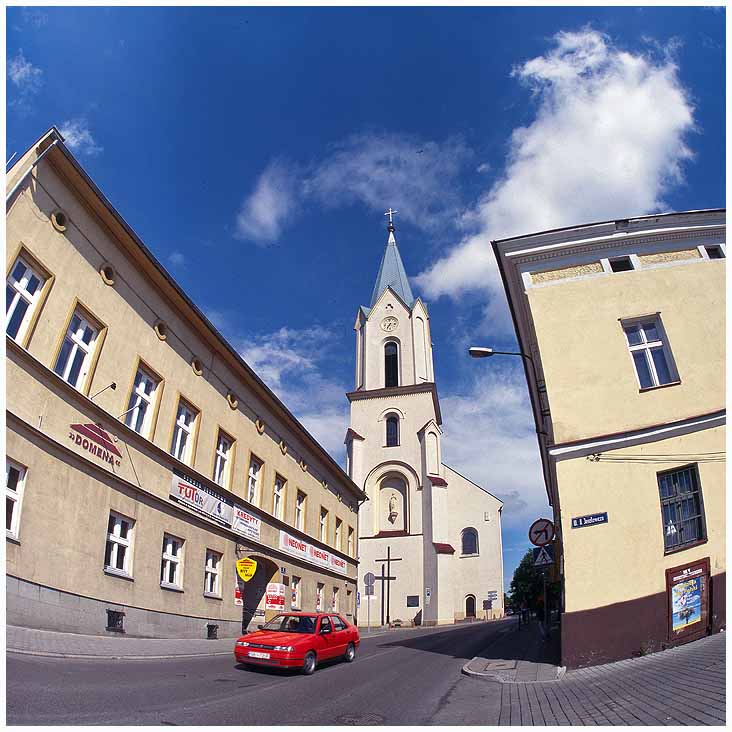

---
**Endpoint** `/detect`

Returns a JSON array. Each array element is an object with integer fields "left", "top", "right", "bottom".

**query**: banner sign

[
  {"left": 234, "top": 583, "right": 243, "bottom": 606},
  {"left": 170, "top": 470, "right": 233, "bottom": 526},
  {"left": 279, "top": 530, "right": 349, "bottom": 576},
  {"left": 265, "top": 582, "right": 286, "bottom": 611},
  {"left": 231, "top": 505, "right": 262, "bottom": 541}
]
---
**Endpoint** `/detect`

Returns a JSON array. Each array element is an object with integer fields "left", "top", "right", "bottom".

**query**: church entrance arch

[{"left": 465, "top": 595, "right": 476, "bottom": 619}]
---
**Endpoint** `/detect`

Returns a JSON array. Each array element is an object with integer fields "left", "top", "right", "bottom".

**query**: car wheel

[
  {"left": 302, "top": 651, "right": 317, "bottom": 675},
  {"left": 344, "top": 642, "right": 356, "bottom": 662}
]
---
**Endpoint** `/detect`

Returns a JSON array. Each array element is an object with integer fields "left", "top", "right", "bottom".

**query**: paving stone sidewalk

[{"left": 495, "top": 632, "right": 725, "bottom": 726}]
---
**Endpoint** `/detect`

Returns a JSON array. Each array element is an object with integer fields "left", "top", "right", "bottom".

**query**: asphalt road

[{"left": 7, "top": 620, "right": 511, "bottom": 725}]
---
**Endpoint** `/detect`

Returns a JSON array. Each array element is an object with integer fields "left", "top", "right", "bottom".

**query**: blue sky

[{"left": 7, "top": 6, "right": 725, "bottom": 591}]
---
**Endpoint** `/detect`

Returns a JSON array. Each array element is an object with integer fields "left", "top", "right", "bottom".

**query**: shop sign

[
  {"left": 265, "top": 582, "right": 286, "bottom": 611},
  {"left": 231, "top": 505, "right": 262, "bottom": 541},
  {"left": 170, "top": 470, "right": 233, "bottom": 526},
  {"left": 278, "top": 530, "right": 348, "bottom": 576},
  {"left": 236, "top": 557, "right": 258, "bottom": 582},
  {"left": 69, "top": 423, "right": 122, "bottom": 467},
  {"left": 571, "top": 512, "right": 608, "bottom": 529},
  {"left": 234, "top": 583, "right": 243, "bottom": 606}
]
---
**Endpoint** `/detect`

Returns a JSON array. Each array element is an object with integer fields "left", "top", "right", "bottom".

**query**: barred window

[{"left": 658, "top": 465, "right": 706, "bottom": 553}]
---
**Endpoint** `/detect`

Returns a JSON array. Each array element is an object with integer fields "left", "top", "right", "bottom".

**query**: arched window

[
  {"left": 384, "top": 341, "right": 398, "bottom": 387},
  {"left": 461, "top": 527, "right": 479, "bottom": 555},
  {"left": 386, "top": 415, "right": 399, "bottom": 447}
]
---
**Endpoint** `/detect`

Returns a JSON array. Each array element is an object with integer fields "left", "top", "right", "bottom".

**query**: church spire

[{"left": 369, "top": 209, "right": 415, "bottom": 308}]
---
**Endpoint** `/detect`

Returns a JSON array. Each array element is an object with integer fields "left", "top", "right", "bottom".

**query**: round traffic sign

[
  {"left": 528, "top": 518, "right": 555, "bottom": 547},
  {"left": 364, "top": 572, "right": 376, "bottom": 586}
]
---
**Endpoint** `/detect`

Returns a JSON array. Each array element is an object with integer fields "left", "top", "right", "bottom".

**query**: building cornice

[{"left": 346, "top": 382, "right": 442, "bottom": 425}]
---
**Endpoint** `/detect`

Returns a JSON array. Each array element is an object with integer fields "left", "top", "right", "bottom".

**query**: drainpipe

[{"left": 6, "top": 139, "right": 59, "bottom": 205}]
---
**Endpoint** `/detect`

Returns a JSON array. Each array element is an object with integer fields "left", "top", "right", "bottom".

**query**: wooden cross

[{"left": 375, "top": 545, "right": 403, "bottom": 625}]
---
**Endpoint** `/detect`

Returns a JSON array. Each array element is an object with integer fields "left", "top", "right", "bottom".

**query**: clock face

[{"left": 381, "top": 316, "right": 399, "bottom": 332}]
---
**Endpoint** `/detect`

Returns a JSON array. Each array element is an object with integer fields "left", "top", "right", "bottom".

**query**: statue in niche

[{"left": 388, "top": 493, "right": 399, "bottom": 524}]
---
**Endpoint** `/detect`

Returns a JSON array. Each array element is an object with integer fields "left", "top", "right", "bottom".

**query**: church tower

[{"left": 346, "top": 213, "right": 504, "bottom": 627}]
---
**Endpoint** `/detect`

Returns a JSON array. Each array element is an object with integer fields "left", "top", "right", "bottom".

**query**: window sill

[
  {"left": 104, "top": 567, "right": 134, "bottom": 581},
  {"left": 203, "top": 591, "right": 222, "bottom": 600},
  {"left": 639, "top": 380, "right": 681, "bottom": 393},
  {"left": 460, "top": 553, "right": 480, "bottom": 558},
  {"left": 664, "top": 537, "right": 708, "bottom": 556},
  {"left": 6, "top": 533, "right": 21, "bottom": 544},
  {"left": 160, "top": 582, "right": 184, "bottom": 593},
  {"left": 383, "top": 444, "right": 400, "bottom": 448}
]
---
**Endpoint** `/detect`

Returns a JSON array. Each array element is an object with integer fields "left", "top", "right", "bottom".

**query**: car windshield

[{"left": 261, "top": 614, "right": 317, "bottom": 633}]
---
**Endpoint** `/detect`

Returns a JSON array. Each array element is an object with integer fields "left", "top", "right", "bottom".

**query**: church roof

[{"left": 369, "top": 228, "right": 415, "bottom": 308}]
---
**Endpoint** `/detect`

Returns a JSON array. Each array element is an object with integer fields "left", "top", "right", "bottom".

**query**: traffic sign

[
  {"left": 364, "top": 585, "right": 375, "bottom": 596},
  {"left": 487, "top": 590, "right": 498, "bottom": 599},
  {"left": 364, "top": 572, "right": 376, "bottom": 586},
  {"left": 532, "top": 545, "right": 554, "bottom": 567},
  {"left": 529, "top": 518, "right": 555, "bottom": 547}
]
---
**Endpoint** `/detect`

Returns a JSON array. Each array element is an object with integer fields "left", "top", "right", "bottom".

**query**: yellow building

[
  {"left": 6, "top": 127, "right": 366, "bottom": 638},
  {"left": 493, "top": 210, "right": 725, "bottom": 667}
]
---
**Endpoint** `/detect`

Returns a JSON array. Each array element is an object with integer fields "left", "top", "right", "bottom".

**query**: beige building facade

[
  {"left": 6, "top": 128, "right": 366, "bottom": 638},
  {"left": 348, "top": 221, "right": 504, "bottom": 627},
  {"left": 493, "top": 209, "right": 725, "bottom": 667}
]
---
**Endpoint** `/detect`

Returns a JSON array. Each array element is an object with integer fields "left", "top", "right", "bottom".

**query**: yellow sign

[{"left": 236, "top": 557, "right": 257, "bottom": 582}]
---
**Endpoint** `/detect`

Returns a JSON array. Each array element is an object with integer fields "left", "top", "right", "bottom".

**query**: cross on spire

[{"left": 384, "top": 207, "right": 398, "bottom": 232}]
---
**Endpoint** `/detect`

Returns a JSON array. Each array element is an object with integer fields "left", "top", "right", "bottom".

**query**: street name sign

[
  {"left": 533, "top": 545, "right": 554, "bottom": 567},
  {"left": 571, "top": 512, "right": 608, "bottom": 529},
  {"left": 529, "top": 518, "right": 555, "bottom": 547}
]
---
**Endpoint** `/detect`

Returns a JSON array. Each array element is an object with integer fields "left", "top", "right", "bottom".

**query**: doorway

[{"left": 465, "top": 595, "right": 476, "bottom": 618}]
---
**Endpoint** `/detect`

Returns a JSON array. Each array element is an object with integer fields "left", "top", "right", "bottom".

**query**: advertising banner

[
  {"left": 279, "top": 530, "right": 349, "bottom": 576},
  {"left": 671, "top": 577, "right": 702, "bottom": 632},
  {"left": 170, "top": 471, "right": 232, "bottom": 526},
  {"left": 231, "top": 505, "right": 262, "bottom": 541},
  {"left": 234, "top": 583, "right": 243, "bottom": 606},
  {"left": 265, "top": 582, "right": 286, "bottom": 611}
]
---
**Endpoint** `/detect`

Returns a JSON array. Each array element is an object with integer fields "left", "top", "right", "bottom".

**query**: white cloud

[
  {"left": 59, "top": 118, "right": 103, "bottom": 157},
  {"left": 7, "top": 49, "right": 43, "bottom": 109},
  {"left": 234, "top": 161, "right": 299, "bottom": 245},
  {"left": 414, "top": 28, "right": 695, "bottom": 321},
  {"left": 168, "top": 251, "right": 186, "bottom": 268}
]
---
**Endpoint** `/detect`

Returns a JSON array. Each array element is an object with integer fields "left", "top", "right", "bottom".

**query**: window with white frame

[
  {"left": 6, "top": 256, "right": 45, "bottom": 343},
  {"left": 213, "top": 431, "right": 233, "bottom": 487},
  {"left": 204, "top": 549, "right": 222, "bottom": 595},
  {"left": 291, "top": 575, "right": 301, "bottom": 609},
  {"left": 608, "top": 256, "right": 635, "bottom": 273},
  {"left": 622, "top": 317, "right": 678, "bottom": 390},
  {"left": 170, "top": 399, "right": 198, "bottom": 464},
  {"left": 160, "top": 534, "right": 184, "bottom": 588},
  {"left": 319, "top": 507, "right": 329, "bottom": 543},
  {"left": 704, "top": 245, "right": 725, "bottom": 260},
  {"left": 347, "top": 526, "right": 354, "bottom": 557},
  {"left": 273, "top": 476, "right": 285, "bottom": 520},
  {"left": 247, "top": 456, "right": 262, "bottom": 505},
  {"left": 316, "top": 582, "right": 324, "bottom": 611},
  {"left": 332, "top": 586, "right": 339, "bottom": 612},
  {"left": 335, "top": 518, "right": 342, "bottom": 551},
  {"left": 53, "top": 309, "right": 99, "bottom": 390},
  {"left": 104, "top": 512, "right": 134, "bottom": 575},
  {"left": 124, "top": 364, "right": 160, "bottom": 437},
  {"left": 6, "top": 458, "right": 26, "bottom": 539},
  {"left": 295, "top": 490, "right": 306, "bottom": 530}
]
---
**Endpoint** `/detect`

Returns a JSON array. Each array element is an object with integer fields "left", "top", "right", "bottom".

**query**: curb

[
  {"left": 7, "top": 648, "right": 234, "bottom": 660},
  {"left": 461, "top": 659, "right": 566, "bottom": 684}
]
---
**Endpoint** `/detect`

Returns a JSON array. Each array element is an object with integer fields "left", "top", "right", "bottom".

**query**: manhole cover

[
  {"left": 336, "top": 713, "right": 385, "bottom": 726},
  {"left": 482, "top": 659, "right": 517, "bottom": 671}
]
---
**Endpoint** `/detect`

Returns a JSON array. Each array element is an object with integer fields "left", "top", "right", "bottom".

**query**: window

[
  {"left": 124, "top": 363, "right": 160, "bottom": 437},
  {"left": 658, "top": 465, "right": 707, "bottom": 553},
  {"left": 104, "top": 512, "right": 134, "bottom": 576},
  {"left": 319, "top": 507, "right": 329, "bottom": 543},
  {"left": 347, "top": 526, "right": 354, "bottom": 557},
  {"left": 461, "top": 527, "right": 479, "bottom": 556},
  {"left": 204, "top": 549, "right": 221, "bottom": 596},
  {"left": 406, "top": 595, "right": 420, "bottom": 607},
  {"left": 622, "top": 317, "right": 677, "bottom": 389},
  {"left": 316, "top": 583, "right": 324, "bottom": 611},
  {"left": 296, "top": 491, "right": 307, "bottom": 531},
  {"left": 320, "top": 614, "right": 331, "bottom": 633},
  {"left": 247, "top": 456, "right": 262, "bottom": 505},
  {"left": 6, "top": 256, "right": 45, "bottom": 343},
  {"left": 332, "top": 587, "right": 339, "bottom": 612},
  {"left": 291, "top": 575, "right": 301, "bottom": 609},
  {"left": 6, "top": 459, "right": 26, "bottom": 539},
  {"left": 160, "top": 534, "right": 184, "bottom": 589},
  {"left": 53, "top": 308, "right": 99, "bottom": 390},
  {"left": 335, "top": 518, "right": 343, "bottom": 551},
  {"left": 170, "top": 399, "right": 198, "bottom": 465},
  {"left": 385, "top": 341, "right": 399, "bottom": 387},
  {"left": 213, "top": 430, "right": 233, "bottom": 487},
  {"left": 386, "top": 415, "right": 400, "bottom": 447},
  {"left": 332, "top": 614, "right": 346, "bottom": 631},
  {"left": 609, "top": 256, "right": 634, "bottom": 272},
  {"left": 704, "top": 245, "right": 725, "bottom": 260},
  {"left": 273, "top": 476, "right": 285, "bottom": 520}
]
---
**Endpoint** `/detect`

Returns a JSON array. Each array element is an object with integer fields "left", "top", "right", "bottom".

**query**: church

[{"left": 345, "top": 213, "right": 504, "bottom": 626}]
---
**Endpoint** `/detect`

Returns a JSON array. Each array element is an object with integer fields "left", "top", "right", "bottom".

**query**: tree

[{"left": 508, "top": 550, "right": 545, "bottom": 614}]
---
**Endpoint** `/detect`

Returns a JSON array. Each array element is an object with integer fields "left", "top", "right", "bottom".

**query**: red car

[{"left": 234, "top": 612, "right": 360, "bottom": 675}]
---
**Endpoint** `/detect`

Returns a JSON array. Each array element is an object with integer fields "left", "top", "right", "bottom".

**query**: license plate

[{"left": 249, "top": 651, "right": 270, "bottom": 659}]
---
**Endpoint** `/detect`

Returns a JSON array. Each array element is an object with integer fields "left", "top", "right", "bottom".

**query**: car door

[
  {"left": 317, "top": 615, "right": 337, "bottom": 659},
  {"left": 330, "top": 614, "right": 348, "bottom": 654}
]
